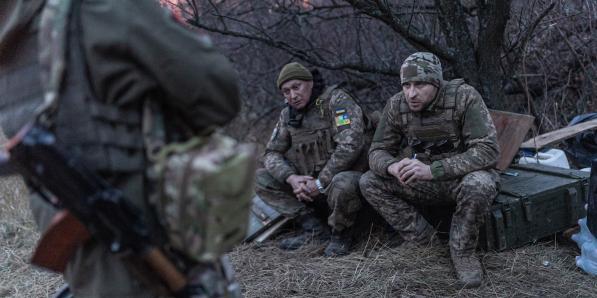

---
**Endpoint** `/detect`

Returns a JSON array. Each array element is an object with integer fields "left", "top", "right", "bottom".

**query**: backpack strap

[{"left": 315, "top": 84, "right": 338, "bottom": 118}]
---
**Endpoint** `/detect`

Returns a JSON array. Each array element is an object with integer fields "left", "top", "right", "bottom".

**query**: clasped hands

[
  {"left": 387, "top": 157, "right": 433, "bottom": 185},
  {"left": 286, "top": 174, "right": 320, "bottom": 202}
]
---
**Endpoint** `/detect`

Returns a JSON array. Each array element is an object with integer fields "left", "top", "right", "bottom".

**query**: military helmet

[
  {"left": 276, "top": 62, "right": 313, "bottom": 89},
  {"left": 400, "top": 52, "right": 443, "bottom": 87}
]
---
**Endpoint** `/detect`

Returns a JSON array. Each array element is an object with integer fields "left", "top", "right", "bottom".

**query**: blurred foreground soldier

[
  {"left": 0, "top": 0, "right": 246, "bottom": 297},
  {"left": 359, "top": 52, "right": 499, "bottom": 288},
  {"left": 255, "top": 62, "right": 373, "bottom": 257}
]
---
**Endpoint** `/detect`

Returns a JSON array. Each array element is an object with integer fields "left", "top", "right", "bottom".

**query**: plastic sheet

[{"left": 572, "top": 216, "right": 597, "bottom": 276}]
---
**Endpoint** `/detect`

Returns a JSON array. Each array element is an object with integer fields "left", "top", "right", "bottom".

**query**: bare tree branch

[
  {"left": 503, "top": 1, "right": 556, "bottom": 58},
  {"left": 187, "top": 17, "right": 399, "bottom": 76},
  {"left": 342, "top": 0, "right": 453, "bottom": 61}
]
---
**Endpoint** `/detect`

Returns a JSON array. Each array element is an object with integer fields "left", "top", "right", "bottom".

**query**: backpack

[{"left": 149, "top": 129, "right": 256, "bottom": 262}]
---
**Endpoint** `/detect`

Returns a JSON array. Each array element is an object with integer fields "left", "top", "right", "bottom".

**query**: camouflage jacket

[
  {"left": 369, "top": 79, "right": 499, "bottom": 180},
  {"left": 264, "top": 86, "right": 369, "bottom": 188}
]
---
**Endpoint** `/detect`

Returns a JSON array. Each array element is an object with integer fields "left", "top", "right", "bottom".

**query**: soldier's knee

[
  {"left": 358, "top": 171, "right": 373, "bottom": 187},
  {"left": 358, "top": 171, "right": 378, "bottom": 198},
  {"left": 329, "top": 171, "right": 360, "bottom": 193},
  {"left": 458, "top": 171, "right": 498, "bottom": 205}
]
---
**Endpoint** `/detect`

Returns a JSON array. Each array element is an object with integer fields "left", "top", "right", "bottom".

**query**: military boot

[
  {"left": 450, "top": 249, "right": 482, "bottom": 288},
  {"left": 279, "top": 213, "right": 330, "bottom": 250},
  {"left": 323, "top": 229, "right": 352, "bottom": 257}
]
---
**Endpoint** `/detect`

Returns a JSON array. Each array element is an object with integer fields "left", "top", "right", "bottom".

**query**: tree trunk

[
  {"left": 435, "top": 0, "right": 481, "bottom": 91},
  {"left": 436, "top": 0, "right": 511, "bottom": 108},
  {"left": 477, "top": 0, "right": 512, "bottom": 108}
]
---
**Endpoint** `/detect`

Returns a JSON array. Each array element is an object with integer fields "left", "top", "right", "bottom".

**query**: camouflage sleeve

[
  {"left": 430, "top": 85, "right": 499, "bottom": 180},
  {"left": 368, "top": 94, "right": 408, "bottom": 177},
  {"left": 317, "top": 91, "right": 365, "bottom": 186},
  {"left": 263, "top": 108, "right": 295, "bottom": 183}
]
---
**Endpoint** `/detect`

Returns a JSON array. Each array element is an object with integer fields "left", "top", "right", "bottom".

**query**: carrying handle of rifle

[{"left": 142, "top": 248, "right": 187, "bottom": 293}]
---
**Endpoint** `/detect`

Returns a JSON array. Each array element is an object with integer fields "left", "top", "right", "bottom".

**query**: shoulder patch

[{"left": 335, "top": 108, "right": 351, "bottom": 127}]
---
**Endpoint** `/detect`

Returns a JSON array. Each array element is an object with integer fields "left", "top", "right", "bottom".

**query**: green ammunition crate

[{"left": 481, "top": 163, "right": 590, "bottom": 251}]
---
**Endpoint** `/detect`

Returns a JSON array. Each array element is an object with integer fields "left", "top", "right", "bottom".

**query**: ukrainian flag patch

[{"left": 335, "top": 108, "right": 351, "bottom": 127}]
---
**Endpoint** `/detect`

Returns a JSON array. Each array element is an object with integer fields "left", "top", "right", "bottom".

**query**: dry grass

[
  {"left": 229, "top": 231, "right": 597, "bottom": 298},
  {"left": 1, "top": 175, "right": 596, "bottom": 297},
  {"left": 0, "top": 176, "right": 62, "bottom": 298}
]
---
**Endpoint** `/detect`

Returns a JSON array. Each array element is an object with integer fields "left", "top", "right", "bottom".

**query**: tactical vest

[
  {"left": 285, "top": 86, "right": 339, "bottom": 176},
  {"left": 0, "top": 0, "right": 144, "bottom": 173},
  {"left": 398, "top": 79, "right": 466, "bottom": 163},
  {"left": 284, "top": 86, "right": 372, "bottom": 176}
]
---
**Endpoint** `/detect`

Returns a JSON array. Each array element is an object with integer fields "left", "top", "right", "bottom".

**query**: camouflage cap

[
  {"left": 400, "top": 52, "right": 443, "bottom": 87},
  {"left": 277, "top": 62, "right": 313, "bottom": 89}
]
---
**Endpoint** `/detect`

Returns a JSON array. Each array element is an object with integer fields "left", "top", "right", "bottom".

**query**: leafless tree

[{"left": 161, "top": 0, "right": 596, "bottom": 137}]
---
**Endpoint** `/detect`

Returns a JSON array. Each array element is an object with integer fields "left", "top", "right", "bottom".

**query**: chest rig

[
  {"left": 38, "top": 0, "right": 144, "bottom": 173},
  {"left": 285, "top": 86, "right": 339, "bottom": 176},
  {"left": 399, "top": 79, "right": 466, "bottom": 163}
]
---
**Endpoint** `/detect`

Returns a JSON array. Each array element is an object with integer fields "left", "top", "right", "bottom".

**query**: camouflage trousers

[
  {"left": 359, "top": 170, "right": 499, "bottom": 255},
  {"left": 255, "top": 168, "right": 363, "bottom": 232}
]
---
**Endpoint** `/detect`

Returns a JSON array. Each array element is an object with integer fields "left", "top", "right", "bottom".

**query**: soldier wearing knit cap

[
  {"left": 360, "top": 52, "right": 500, "bottom": 288},
  {"left": 400, "top": 52, "right": 443, "bottom": 87},
  {"left": 255, "top": 62, "right": 374, "bottom": 257},
  {"left": 276, "top": 62, "right": 313, "bottom": 89}
]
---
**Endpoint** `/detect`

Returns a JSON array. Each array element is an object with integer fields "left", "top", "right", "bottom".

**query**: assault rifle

[{"left": 0, "top": 123, "right": 187, "bottom": 294}]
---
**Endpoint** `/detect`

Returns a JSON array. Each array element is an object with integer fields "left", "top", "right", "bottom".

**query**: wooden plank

[
  {"left": 490, "top": 110, "right": 535, "bottom": 170},
  {"left": 520, "top": 118, "right": 597, "bottom": 150}
]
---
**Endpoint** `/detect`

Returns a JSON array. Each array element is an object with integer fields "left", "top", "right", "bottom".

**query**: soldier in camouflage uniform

[
  {"left": 255, "top": 62, "right": 373, "bottom": 257},
  {"left": 359, "top": 52, "right": 499, "bottom": 288},
  {"left": 0, "top": 0, "right": 240, "bottom": 297}
]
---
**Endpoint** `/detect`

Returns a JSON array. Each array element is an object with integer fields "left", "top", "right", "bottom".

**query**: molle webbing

[
  {"left": 288, "top": 128, "right": 332, "bottom": 176},
  {"left": 399, "top": 79, "right": 466, "bottom": 162},
  {"left": 287, "top": 87, "right": 337, "bottom": 176}
]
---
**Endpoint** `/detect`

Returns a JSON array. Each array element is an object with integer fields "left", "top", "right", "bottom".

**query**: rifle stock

[
  {"left": 31, "top": 210, "right": 90, "bottom": 272},
  {"left": 143, "top": 248, "right": 187, "bottom": 292}
]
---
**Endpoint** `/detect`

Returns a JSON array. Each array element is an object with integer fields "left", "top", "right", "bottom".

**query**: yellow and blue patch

[{"left": 335, "top": 108, "right": 351, "bottom": 127}]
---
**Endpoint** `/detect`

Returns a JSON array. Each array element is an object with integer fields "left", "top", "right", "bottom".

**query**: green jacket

[{"left": 0, "top": 1, "right": 240, "bottom": 297}]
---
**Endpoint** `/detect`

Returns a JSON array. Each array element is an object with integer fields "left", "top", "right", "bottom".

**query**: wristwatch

[{"left": 315, "top": 179, "right": 325, "bottom": 192}]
